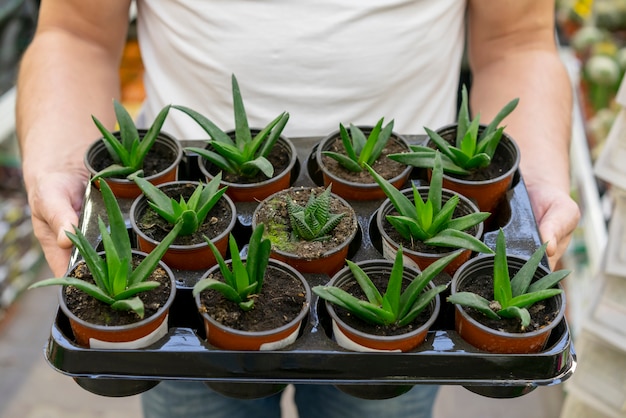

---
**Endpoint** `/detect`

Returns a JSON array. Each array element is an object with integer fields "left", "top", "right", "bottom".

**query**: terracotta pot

[
  {"left": 251, "top": 187, "right": 359, "bottom": 276},
  {"left": 430, "top": 125, "right": 520, "bottom": 214},
  {"left": 450, "top": 255, "right": 566, "bottom": 354},
  {"left": 85, "top": 130, "right": 183, "bottom": 199},
  {"left": 197, "top": 134, "right": 298, "bottom": 202},
  {"left": 375, "top": 187, "right": 485, "bottom": 275},
  {"left": 315, "top": 128, "right": 413, "bottom": 201},
  {"left": 129, "top": 181, "right": 237, "bottom": 271},
  {"left": 195, "top": 259, "right": 311, "bottom": 351},
  {"left": 324, "top": 259, "right": 440, "bottom": 399},
  {"left": 59, "top": 250, "right": 176, "bottom": 349}
]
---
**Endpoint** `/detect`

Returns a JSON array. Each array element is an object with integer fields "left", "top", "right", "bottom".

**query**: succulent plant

[
  {"left": 447, "top": 228, "right": 571, "bottom": 330},
  {"left": 193, "top": 224, "right": 271, "bottom": 311},
  {"left": 287, "top": 186, "right": 345, "bottom": 242},
  {"left": 174, "top": 74, "right": 289, "bottom": 179},
  {"left": 130, "top": 172, "right": 227, "bottom": 236},
  {"left": 91, "top": 99, "right": 171, "bottom": 181},
  {"left": 313, "top": 246, "right": 461, "bottom": 327},
  {"left": 322, "top": 118, "right": 395, "bottom": 172},
  {"left": 366, "top": 152, "right": 493, "bottom": 254},
  {"left": 388, "top": 85, "right": 519, "bottom": 175},
  {"left": 28, "top": 181, "right": 181, "bottom": 318}
]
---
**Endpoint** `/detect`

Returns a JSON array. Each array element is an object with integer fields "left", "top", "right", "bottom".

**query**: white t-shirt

[{"left": 135, "top": 0, "right": 466, "bottom": 139}]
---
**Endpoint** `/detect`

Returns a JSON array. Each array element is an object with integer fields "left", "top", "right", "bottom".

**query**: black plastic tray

[{"left": 44, "top": 136, "right": 576, "bottom": 398}]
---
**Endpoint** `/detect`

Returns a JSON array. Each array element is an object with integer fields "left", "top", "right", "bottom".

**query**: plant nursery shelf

[{"left": 43, "top": 136, "right": 576, "bottom": 398}]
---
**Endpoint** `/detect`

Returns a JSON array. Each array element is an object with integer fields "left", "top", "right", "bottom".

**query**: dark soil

[
  {"left": 321, "top": 135, "right": 410, "bottom": 184},
  {"left": 254, "top": 187, "right": 358, "bottom": 259},
  {"left": 198, "top": 265, "right": 308, "bottom": 332},
  {"left": 331, "top": 273, "right": 432, "bottom": 337},
  {"left": 457, "top": 273, "right": 560, "bottom": 334},
  {"left": 135, "top": 183, "right": 233, "bottom": 245},
  {"left": 63, "top": 256, "right": 172, "bottom": 326},
  {"left": 204, "top": 140, "right": 292, "bottom": 184},
  {"left": 92, "top": 140, "right": 177, "bottom": 178}
]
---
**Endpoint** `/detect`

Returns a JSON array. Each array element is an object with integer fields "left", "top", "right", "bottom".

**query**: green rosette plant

[
  {"left": 28, "top": 181, "right": 182, "bottom": 318},
  {"left": 174, "top": 74, "right": 289, "bottom": 179},
  {"left": 447, "top": 228, "right": 571, "bottom": 330},
  {"left": 313, "top": 246, "right": 461, "bottom": 327},
  {"left": 366, "top": 151, "right": 493, "bottom": 254},
  {"left": 91, "top": 99, "right": 171, "bottom": 181},
  {"left": 287, "top": 185, "right": 345, "bottom": 242},
  {"left": 388, "top": 85, "right": 519, "bottom": 175},
  {"left": 322, "top": 117, "right": 394, "bottom": 172},
  {"left": 193, "top": 223, "right": 271, "bottom": 311},
  {"left": 130, "top": 172, "right": 228, "bottom": 236}
]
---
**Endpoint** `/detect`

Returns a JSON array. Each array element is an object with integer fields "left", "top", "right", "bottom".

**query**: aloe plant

[
  {"left": 174, "top": 74, "right": 289, "bottom": 179},
  {"left": 313, "top": 246, "right": 461, "bottom": 327},
  {"left": 447, "top": 228, "right": 570, "bottom": 330},
  {"left": 91, "top": 99, "right": 171, "bottom": 181},
  {"left": 130, "top": 172, "right": 228, "bottom": 236},
  {"left": 287, "top": 186, "right": 345, "bottom": 241},
  {"left": 193, "top": 224, "right": 271, "bottom": 311},
  {"left": 28, "top": 181, "right": 182, "bottom": 318},
  {"left": 366, "top": 152, "right": 493, "bottom": 254},
  {"left": 388, "top": 85, "right": 519, "bottom": 175},
  {"left": 322, "top": 118, "right": 394, "bottom": 172}
]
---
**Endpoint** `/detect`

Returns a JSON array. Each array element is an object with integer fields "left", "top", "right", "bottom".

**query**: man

[{"left": 16, "top": 1, "right": 579, "bottom": 417}]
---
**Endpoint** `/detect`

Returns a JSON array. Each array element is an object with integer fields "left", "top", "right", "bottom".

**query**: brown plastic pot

[
  {"left": 85, "top": 130, "right": 183, "bottom": 199},
  {"left": 375, "top": 187, "right": 485, "bottom": 276},
  {"left": 450, "top": 255, "right": 566, "bottom": 354},
  {"left": 324, "top": 259, "right": 441, "bottom": 352},
  {"left": 129, "top": 181, "right": 237, "bottom": 271},
  {"left": 324, "top": 259, "right": 440, "bottom": 399},
  {"left": 315, "top": 128, "right": 413, "bottom": 201},
  {"left": 197, "top": 134, "right": 298, "bottom": 202},
  {"left": 59, "top": 250, "right": 176, "bottom": 348},
  {"left": 251, "top": 186, "right": 359, "bottom": 276},
  {"left": 430, "top": 125, "right": 520, "bottom": 214},
  {"left": 194, "top": 259, "right": 311, "bottom": 350}
]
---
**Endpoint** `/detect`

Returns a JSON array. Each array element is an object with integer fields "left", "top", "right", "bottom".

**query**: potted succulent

[
  {"left": 193, "top": 224, "right": 311, "bottom": 398},
  {"left": 368, "top": 152, "right": 493, "bottom": 275},
  {"left": 28, "top": 180, "right": 180, "bottom": 348},
  {"left": 129, "top": 172, "right": 237, "bottom": 271},
  {"left": 315, "top": 118, "right": 412, "bottom": 200},
  {"left": 313, "top": 247, "right": 460, "bottom": 399},
  {"left": 193, "top": 223, "right": 311, "bottom": 350},
  {"left": 85, "top": 99, "right": 183, "bottom": 198},
  {"left": 174, "top": 74, "right": 297, "bottom": 202},
  {"left": 388, "top": 85, "right": 520, "bottom": 213},
  {"left": 251, "top": 185, "right": 359, "bottom": 276},
  {"left": 447, "top": 228, "right": 570, "bottom": 354}
]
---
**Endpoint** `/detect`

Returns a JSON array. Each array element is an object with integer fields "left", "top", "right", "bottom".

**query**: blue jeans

[{"left": 141, "top": 382, "right": 438, "bottom": 418}]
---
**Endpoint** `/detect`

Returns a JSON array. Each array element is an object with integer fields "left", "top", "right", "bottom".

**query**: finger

[{"left": 537, "top": 200, "right": 580, "bottom": 269}]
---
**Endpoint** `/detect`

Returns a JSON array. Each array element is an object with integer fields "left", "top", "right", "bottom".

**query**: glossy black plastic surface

[{"left": 44, "top": 136, "right": 576, "bottom": 397}]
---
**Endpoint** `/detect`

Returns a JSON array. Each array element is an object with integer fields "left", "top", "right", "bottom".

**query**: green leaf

[
  {"left": 193, "top": 277, "right": 242, "bottom": 302},
  {"left": 456, "top": 85, "right": 471, "bottom": 146},
  {"left": 497, "top": 305, "right": 531, "bottom": 329},
  {"left": 425, "top": 229, "right": 493, "bottom": 254},
  {"left": 338, "top": 123, "right": 359, "bottom": 162},
  {"left": 507, "top": 289, "right": 563, "bottom": 310},
  {"left": 231, "top": 74, "right": 252, "bottom": 150},
  {"left": 111, "top": 297, "right": 145, "bottom": 318},
  {"left": 240, "top": 157, "right": 274, "bottom": 178},
  {"left": 114, "top": 281, "right": 161, "bottom": 301},
  {"left": 365, "top": 164, "right": 415, "bottom": 217},
  {"left": 397, "top": 284, "right": 447, "bottom": 327},
  {"left": 381, "top": 247, "right": 404, "bottom": 319},
  {"left": 113, "top": 99, "right": 140, "bottom": 151},
  {"left": 172, "top": 106, "right": 234, "bottom": 145},
  {"left": 246, "top": 224, "right": 271, "bottom": 293},
  {"left": 28, "top": 277, "right": 115, "bottom": 305},
  {"left": 493, "top": 229, "right": 513, "bottom": 306},
  {"left": 357, "top": 119, "right": 383, "bottom": 166},
  {"left": 369, "top": 119, "right": 394, "bottom": 166},
  {"left": 312, "top": 286, "right": 387, "bottom": 326},
  {"left": 129, "top": 220, "right": 183, "bottom": 286},
  {"left": 256, "top": 112, "right": 289, "bottom": 159},
  {"left": 510, "top": 241, "right": 549, "bottom": 297},
  {"left": 92, "top": 117, "right": 129, "bottom": 165},
  {"left": 527, "top": 270, "right": 570, "bottom": 293},
  {"left": 203, "top": 234, "right": 235, "bottom": 289},
  {"left": 135, "top": 104, "right": 171, "bottom": 165},
  {"left": 479, "top": 97, "right": 519, "bottom": 142},
  {"left": 447, "top": 292, "right": 501, "bottom": 320},
  {"left": 322, "top": 151, "right": 363, "bottom": 172},
  {"left": 186, "top": 147, "right": 237, "bottom": 175},
  {"left": 445, "top": 211, "right": 490, "bottom": 233},
  {"left": 346, "top": 260, "right": 383, "bottom": 306}
]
